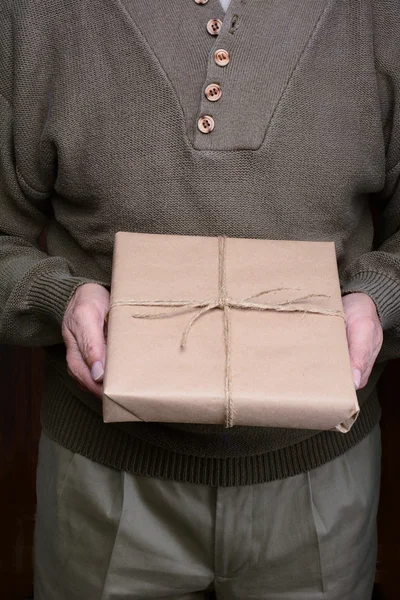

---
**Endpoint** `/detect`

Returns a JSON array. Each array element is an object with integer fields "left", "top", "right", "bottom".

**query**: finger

[
  {"left": 346, "top": 318, "right": 376, "bottom": 389},
  {"left": 358, "top": 328, "right": 383, "bottom": 389},
  {"left": 358, "top": 357, "right": 376, "bottom": 390},
  {"left": 65, "top": 333, "right": 104, "bottom": 398},
  {"left": 71, "top": 305, "right": 107, "bottom": 382}
]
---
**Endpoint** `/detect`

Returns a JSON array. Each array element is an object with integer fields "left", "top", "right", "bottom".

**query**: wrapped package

[{"left": 103, "top": 233, "right": 359, "bottom": 433}]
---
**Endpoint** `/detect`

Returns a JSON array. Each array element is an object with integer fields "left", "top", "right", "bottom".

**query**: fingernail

[
  {"left": 352, "top": 368, "right": 362, "bottom": 390},
  {"left": 91, "top": 361, "right": 104, "bottom": 382}
]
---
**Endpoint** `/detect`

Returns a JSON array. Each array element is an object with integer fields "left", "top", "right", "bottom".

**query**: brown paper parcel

[{"left": 103, "top": 233, "right": 359, "bottom": 432}]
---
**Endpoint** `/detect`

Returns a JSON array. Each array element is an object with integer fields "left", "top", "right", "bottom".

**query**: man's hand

[
  {"left": 342, "top": 292, "right": 383, "bottom": 390},
  {"left": 62, "top": 283, "right": 110, "bottom": 399}
]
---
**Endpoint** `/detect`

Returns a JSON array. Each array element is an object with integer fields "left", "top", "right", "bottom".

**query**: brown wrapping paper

[{"left": 103, "top": 233, "right": 359, "bottom": 432}]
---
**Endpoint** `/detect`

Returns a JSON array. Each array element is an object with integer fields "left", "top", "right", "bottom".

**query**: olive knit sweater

[{"left": 1, "top": 0, "right": 400, "bottom": 485}]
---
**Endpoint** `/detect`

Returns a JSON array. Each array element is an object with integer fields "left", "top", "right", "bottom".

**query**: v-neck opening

[{"left": 116, "top": 0, "right": 333, "bottom": 151}]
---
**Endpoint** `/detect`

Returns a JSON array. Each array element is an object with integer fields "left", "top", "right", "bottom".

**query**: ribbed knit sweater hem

[{"left": 41, "top": 369, "right": 381, "bottom": 487}]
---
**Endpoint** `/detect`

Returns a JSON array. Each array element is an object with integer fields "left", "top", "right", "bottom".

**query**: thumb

[
  {"left": 91, "top": 359, "right": 105, "bottom": 383},
  {"left": 346, "top": 321, "right": 371, "bottom": 390},
  {"left": 77, "top": 322, "right": 107, "bottom": 383},
  {"left": 351, "top": 367, "right": 362, "bottom": 390}
]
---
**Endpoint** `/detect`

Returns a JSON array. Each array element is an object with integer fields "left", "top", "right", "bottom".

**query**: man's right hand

[{"left": 62, "top": 283, "right": 110, "bottom": 399}]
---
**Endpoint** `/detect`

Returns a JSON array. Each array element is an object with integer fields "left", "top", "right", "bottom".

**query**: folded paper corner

[
  {"left": 102, "top": 393, "right": 144, "bottom": 423},
  {"left": 332, "top": 407, "right": 360, "bottom": 434}
]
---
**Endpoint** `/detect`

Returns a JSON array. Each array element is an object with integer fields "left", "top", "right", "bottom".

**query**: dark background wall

[
  {"left": 0, "top": 346, "right": 399, "bottom": 599},
  {"left": 1, "top": 347, "right": 43, "bottom": 600}
]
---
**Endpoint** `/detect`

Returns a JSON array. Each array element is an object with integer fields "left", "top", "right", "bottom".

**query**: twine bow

[{"left": 108, "top": 237, "right": 345, "bottom": 427}]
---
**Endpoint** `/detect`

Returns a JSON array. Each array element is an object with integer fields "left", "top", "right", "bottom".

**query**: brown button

[
  {"left": 214, "top": 49, "right": 230, "bottom": 67},
  {"left": 206, "top": 19, "right": 222, "bottom": 36},
  {"left": 197, "top": 115, "right": 215, "bottom": 134},
  {"left": 194, "top": 0, "right": 209, "bottom": 3},
  {"left": 205, "top": 83, "right": 222, "bottom": 102}
]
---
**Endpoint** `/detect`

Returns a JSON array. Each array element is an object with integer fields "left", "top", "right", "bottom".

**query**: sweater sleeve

[
  {"left": 341, "top": 2, "right": 400, "bottom": 350},
  {"left": 0, "top": 1, "right": 108, "bottom": 347},
  {"left": 0, "top": 94, "right": 107, "bottom": 347},
  {"left": 340, "top": 162, "right": 400, "bottom": 332}
]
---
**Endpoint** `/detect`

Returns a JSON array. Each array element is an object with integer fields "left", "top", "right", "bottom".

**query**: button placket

[
  {"left": 195, "top": 3, "right": 236, "bottom": 145},
  {"left": 196, "top": 42, "right": 232, "bottom": 143}
]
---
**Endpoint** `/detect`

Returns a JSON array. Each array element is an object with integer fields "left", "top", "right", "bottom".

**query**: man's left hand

[{"left": 342, "top": 292, "right": 383, "bottom": 390}]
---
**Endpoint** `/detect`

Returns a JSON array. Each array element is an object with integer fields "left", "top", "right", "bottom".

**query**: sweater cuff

[
  {"left": 27, "top": 272, "right": 108, "bottom": 325},
  {"left": 341, "top": 271, "right": 400, "bottom": 331}
]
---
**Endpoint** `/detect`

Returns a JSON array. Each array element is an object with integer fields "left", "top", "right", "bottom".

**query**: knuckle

[
  {"left": 352, "top": 359, "right": 366, "bottom": 373},
  {"left": 74, "top": 304, "right": 92, "bottom": 323},
  {"left": 66, "top": 346, "right": 84, "bottom": 372},
  {"left": 82, "top": 340, "right": 99, "bottom": 361},
  {"left": 350, "top": 347, "right": 370, "bottom": 372},
  {"left": 66, "top": 354, "right": 102, "bottom": 397},
  {"left": 66, "top": 351, "right": 81, "bottom": 372},
  {"left": 80, "top": 327, "right": 96, "bottom": 350},
  {"left": 63, "top": 311, "right": 84, "bottom": 336}
]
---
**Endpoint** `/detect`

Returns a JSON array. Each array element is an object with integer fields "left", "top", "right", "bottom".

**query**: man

[{"left": 0, "top": 0, "right": 398, "bottom": 598}]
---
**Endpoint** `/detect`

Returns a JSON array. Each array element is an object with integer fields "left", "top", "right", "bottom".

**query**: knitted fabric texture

[{"left": 0, "top": 0, "right": 399, "bottom": 484}]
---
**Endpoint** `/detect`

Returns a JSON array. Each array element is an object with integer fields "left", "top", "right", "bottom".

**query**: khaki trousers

[{"left": 34, "top": 426, "right": 381, "bottom": 600}]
